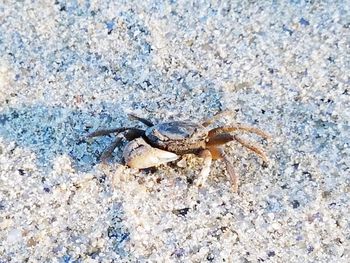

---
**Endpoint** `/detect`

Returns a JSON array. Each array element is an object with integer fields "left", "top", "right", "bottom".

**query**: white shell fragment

[{"left": 123, "top": 138, "right": 179, "bottom": 169}]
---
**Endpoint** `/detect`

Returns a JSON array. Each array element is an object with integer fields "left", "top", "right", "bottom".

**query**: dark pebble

[
  {"left": 299, "top": 18, "right": 310, "bottom": 26},
  {"left": 172, "top": 207, "right": 190, "bottom": 217},
  {"left": 268, "top": 251, "right": 275, "bottom": 257},
  {"left": 292, "top": 200, "right": 300, "bottom": 209}
]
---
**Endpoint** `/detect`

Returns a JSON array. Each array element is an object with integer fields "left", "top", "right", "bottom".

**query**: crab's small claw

[{"left": 123, "top": 138, "right": 179, "bottom": 169}]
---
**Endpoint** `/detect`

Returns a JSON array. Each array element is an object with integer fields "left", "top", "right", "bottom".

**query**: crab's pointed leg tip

[
  {"left": 99, "top": 156, "right": 109, "bottom": 164},
  {"left": 232, "top": 186, "right": 238, "bottom": 193},
  {"left": 77, "top": 136, "right": 87, "bottom": 143},
  {"left": 265, "top": 133, "right": 273, "bottom": 141}
]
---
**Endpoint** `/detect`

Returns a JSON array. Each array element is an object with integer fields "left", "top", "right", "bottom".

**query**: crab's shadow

[
  {"left": 0, "top": 104, "right": 132, "bottom": 172},
  {"left": 0, "top": 93, "right": 225, "bottom": 173}
]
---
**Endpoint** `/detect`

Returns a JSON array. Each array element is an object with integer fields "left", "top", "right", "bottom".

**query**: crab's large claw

[{"left": 123, "top": 138, "right": 179, "bottom": 169}]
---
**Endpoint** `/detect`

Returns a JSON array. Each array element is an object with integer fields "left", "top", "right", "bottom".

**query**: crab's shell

[{"left": 145, "top": 121, "right": 208, "bottom": 154}]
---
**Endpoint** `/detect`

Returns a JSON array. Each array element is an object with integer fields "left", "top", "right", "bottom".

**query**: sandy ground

[{"left": 0, "top": 1, "right": 349, "bottom": 262}]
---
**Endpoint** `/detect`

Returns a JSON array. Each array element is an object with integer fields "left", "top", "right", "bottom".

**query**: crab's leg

[
  {"left": 208, "top": 125, "right": 271, "bottom": 140},
  {"left": 207, "top": 146, "right": 239, "bottom": 192},
  {"left": 207, "top": 133, "right": 268, "bottom": 164},
  {"left": 87, "top": 127, "right": 133, "bottom": 138},
  {"left": 128, "top": 114, "right": 154, "bottom": 127},
  {"left": 206, "top": 133, "right": 234, "bottom": 146},
  {"left": 202, "top": 110, "right": 231, "bottom": 127},
  {"left": 100, "top": 137, "right": 123, "bottom": 162},
  {"left": 207, "top": 146, "right": 222, "bottom": 160},
  {"left": 91, "top": 128, "right": 145, "bottom": 162},
  {"left": 234, "top": 135, "right": 269, "bottom": 164},
  {"left": 219, "top": 149, "right": 239, "bottom": 192},
  {"left": 196, "top": 149, "right": 212, "bottom": 188},
  {"left": 101, "top": 129, "right": 146, "bottom": 161}
]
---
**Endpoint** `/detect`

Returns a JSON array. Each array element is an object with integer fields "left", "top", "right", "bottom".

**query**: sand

[{"left": 0, "top": 1, "right": 349, "bottom": 262}]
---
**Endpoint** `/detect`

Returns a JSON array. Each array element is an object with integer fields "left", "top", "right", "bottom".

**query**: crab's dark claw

[{"left": 87, "top": 127, "right": 132, "bottom": 138}]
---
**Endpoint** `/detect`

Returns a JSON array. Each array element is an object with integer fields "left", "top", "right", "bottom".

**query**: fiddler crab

[{"left": 87, "top": 111, "right": 270, "bottom": 192}]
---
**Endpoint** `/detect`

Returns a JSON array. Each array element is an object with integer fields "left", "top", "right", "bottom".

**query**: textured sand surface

[{"left": 0, "top": 1, "right": 349, "bottom": 262}]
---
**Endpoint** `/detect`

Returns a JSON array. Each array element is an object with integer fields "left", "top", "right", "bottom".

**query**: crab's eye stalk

[{"left": 123, "top": 138, "right": 179, "bottom": 169}]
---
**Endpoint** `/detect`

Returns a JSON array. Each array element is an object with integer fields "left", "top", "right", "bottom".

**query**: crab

[{"left": 87, "top": 111, "right": 270, "bottom": 192}]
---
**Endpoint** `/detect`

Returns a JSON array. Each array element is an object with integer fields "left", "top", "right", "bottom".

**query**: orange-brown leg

[
  {"left": 206, "top": 133, "right": 234, "bottom": 147},
  {"left": 220, "top": 150, "right": 239, "bottom": 192},
  {"left": 234, "top": 135, "right": 269, "bottom": 164},
  {"left": 208, "top": 146, "right": 238, "bottom": 192},
  {"left": 208, "top": 125, "right": 271, "bottom": 140},
  {"left": 207, "top": 132, "right": 268, "bottom": 164},
  {"left": 207, "top": 146, "right": 222, "bottom": 160}
]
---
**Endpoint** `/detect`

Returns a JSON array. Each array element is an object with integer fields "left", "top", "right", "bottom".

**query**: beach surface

[{"left": 0, "top": 1, "right": 349, "bottom": 262}]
